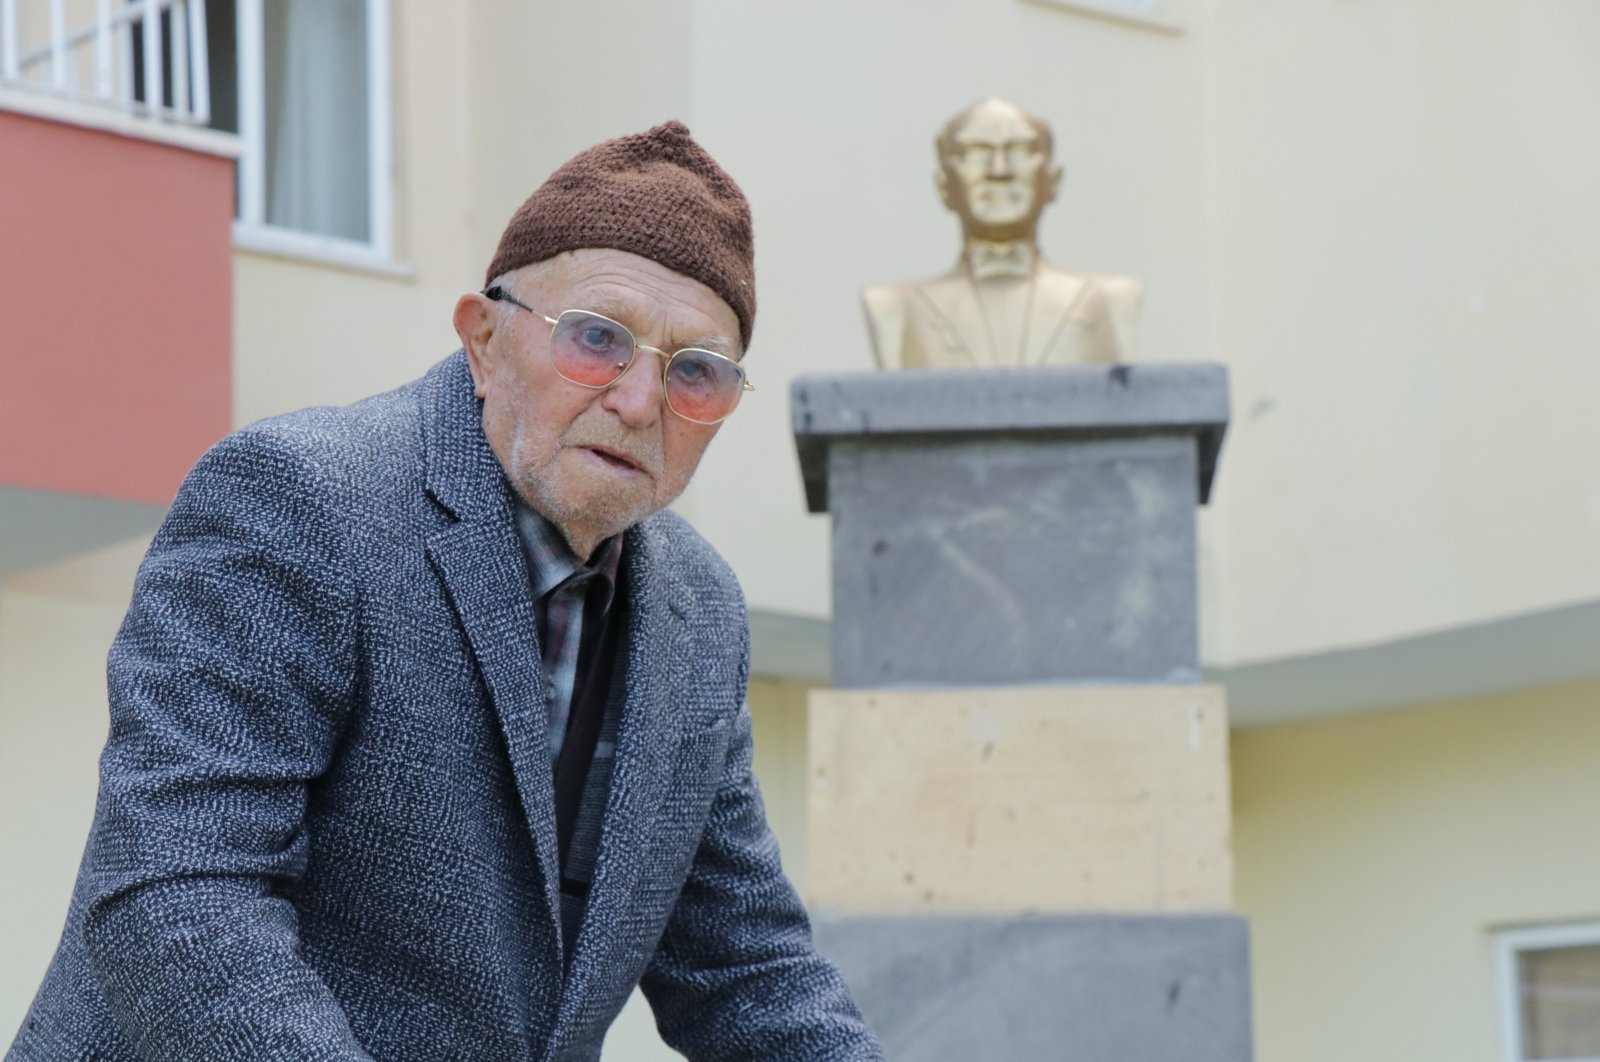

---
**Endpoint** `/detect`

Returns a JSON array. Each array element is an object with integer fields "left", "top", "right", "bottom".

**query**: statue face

[{"left": 938, "top": 100, "right": 1060, "bottom": 242}]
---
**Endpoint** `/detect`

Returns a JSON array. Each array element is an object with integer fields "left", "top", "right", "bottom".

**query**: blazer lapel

[
  {"left": 556, "top": 518, "right": 692, "bottom": 1023},
  {"left": 909, "top": 273, "right": 989, "bottom": 368},
  {"left": 1025, "top": 267, "right": 1097, "bottom": 365},
  {"left": 419, "top": 352, "right": 564, "bottom": 964}
]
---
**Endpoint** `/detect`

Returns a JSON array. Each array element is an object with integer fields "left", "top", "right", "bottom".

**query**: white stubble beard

[{"left": 505, "top": 404, "right": 673, "bottom": 559}]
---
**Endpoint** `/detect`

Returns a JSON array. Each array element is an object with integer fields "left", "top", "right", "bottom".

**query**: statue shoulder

[
  {"left": 860, "top": 284, "right": 907, "bottom": 371},
  {"left": 860, "top": 281, "right": 909, "bottom": 316},
  {"left": 861, "top": 270, "right": 970, "bottom": 370},
  {"left": 1034, "top": 265, "right": 1144, "bottom": 361},
  {"left": 1081, "top": 272, "right": 1144, "bottom": 361}
]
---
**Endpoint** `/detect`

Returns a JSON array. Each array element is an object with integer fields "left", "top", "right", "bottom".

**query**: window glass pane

[
  {"left": 1521, "top": 944, "right": 1600, "bottom": 1060},
  {"left": 262, "top": 0, "right": 370, "bottom": 241},
  {"left": 129, "top": 2, "right": 237, "bottom": 129},
  {"left": 204, "top": 0, "right": 239, "bottom": 136},
  {"left": 199, "top": 0, "right": 240, "bottom": 218}
]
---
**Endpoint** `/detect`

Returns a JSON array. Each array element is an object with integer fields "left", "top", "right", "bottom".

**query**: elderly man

[{"left": 9, "top": 123, "right": 881, "bottom": 1061}]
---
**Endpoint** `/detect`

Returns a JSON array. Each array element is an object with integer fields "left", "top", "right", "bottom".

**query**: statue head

[{"left": 935, "top": 97, "right": 1061, "bottom": 243}]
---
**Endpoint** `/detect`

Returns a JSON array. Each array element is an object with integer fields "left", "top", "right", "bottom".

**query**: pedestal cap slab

[
  {"left": 792, "top": 364, "right": 1230, "bottom": 686},
  {"left": 792, "top": 363, "right": 1229, "bottom": 513}
]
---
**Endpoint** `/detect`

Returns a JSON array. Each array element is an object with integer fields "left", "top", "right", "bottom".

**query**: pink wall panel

[{"left": 0, "top": 109, "right": 233, "bottom": 506}]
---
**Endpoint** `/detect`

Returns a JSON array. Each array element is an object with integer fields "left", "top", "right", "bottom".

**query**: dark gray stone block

[
  {"left": 811, "top": 913, "right": 1253, "bottom": 1062},
  {"left": 829, "top": 434, "right": 1199, "bottom": 687},
  {"left": 791, "top": 364, "right": 1229, "bottom": 687}
]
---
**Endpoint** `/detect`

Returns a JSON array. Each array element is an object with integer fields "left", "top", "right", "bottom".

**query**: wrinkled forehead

[
  {"left": 530, "top": 249, "right": 743, "bottom": 358},
  {"left": 944, "top": 102, "right": 1048, "bottom": 156}
]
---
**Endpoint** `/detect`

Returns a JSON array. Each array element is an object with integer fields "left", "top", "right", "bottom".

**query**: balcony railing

[{"left": 1, "top": 0, "right": 210, "bottom": 125}]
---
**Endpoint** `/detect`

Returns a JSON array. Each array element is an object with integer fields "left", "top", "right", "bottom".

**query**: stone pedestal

[
  {"left": 792, "top": 364, "right": 1228, "bottom": 686},
  {"left": 791, "top": 363, "right": 1248, "bottom": 1060}
]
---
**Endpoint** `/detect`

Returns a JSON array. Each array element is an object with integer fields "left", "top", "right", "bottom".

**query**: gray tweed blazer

[{"left": 7, "top": 352, "right": 880, "bottom": 1062}]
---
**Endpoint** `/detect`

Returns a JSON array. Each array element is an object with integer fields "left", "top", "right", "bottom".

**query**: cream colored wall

[
  {"left": 1233, "top": 677, "right": 1600, "bottom": 1062},
  {"left": 0, "top": 540, "right": 148, "bottom": 1041},
  {"left": 231, "top": 1, "right": 473, "bottom": 427},
  {"left": 1199, "top": 0, "right": 1600, "bottom": 665},
  {"left": 747, "top": 677, "right": 815, "bottom": 887},
  {"left": 462, "top": 0, "right": 694, "bottom": 276}
]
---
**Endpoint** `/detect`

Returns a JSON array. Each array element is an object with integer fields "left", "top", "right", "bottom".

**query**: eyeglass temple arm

[{"left": 484, "top": 286, "right": 557, "bottom": 325}]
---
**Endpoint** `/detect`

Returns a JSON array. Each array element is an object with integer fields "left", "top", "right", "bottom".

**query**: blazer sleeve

[
  {"left": 79, "top": 427, "right": 375, "bottom": 1061},
  {"left": 638, "top": 697, "right": 884, "bottom": 1061}
]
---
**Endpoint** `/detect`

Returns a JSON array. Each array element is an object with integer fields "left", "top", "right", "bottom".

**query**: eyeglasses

[{"left": 484, "top": 286, "right": 754, "bottom": 425}]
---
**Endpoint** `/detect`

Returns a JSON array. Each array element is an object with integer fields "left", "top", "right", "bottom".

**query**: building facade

[{"left": 3, "top": 2, "right": 1598, "bottom": 1058}]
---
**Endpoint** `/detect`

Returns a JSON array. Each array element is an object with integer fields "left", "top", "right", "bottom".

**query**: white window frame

[
  {"left": 1497, "top": 920, "right": 1600, "bottom": 1062},
  {"left": 1020, "top": 0, "right": 1183, "bottom": 35},
  {"left": 230, "top": 0, "right": 397, "bottom": 271}
]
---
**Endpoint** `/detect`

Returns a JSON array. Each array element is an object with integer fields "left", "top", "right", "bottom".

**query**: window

[
  {"left": 137, "top": 0, "right": 393, "bottom": 261},
  {"left": 1499, "top": 923, "right": 1600, "bottom": 1062}
]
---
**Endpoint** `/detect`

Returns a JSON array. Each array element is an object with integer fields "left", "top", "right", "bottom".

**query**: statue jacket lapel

[{"left": 906, "top": 271, "right": 991, "bottom": 367}]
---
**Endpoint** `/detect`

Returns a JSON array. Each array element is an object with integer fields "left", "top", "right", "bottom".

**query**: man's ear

[
  {"left": 453, "top": 292, "right": 498, "bottom": 398},
  {"left": 934, "top": 168, "right": 953, "bottom": 211},
  {"left": 1044, "top": 161, "right": 1063, "bottom": 206}
]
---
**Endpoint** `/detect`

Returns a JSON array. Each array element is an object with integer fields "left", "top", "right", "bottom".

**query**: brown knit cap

[{"left": 484, "top": 121, "right": 756, "bottom": 348}]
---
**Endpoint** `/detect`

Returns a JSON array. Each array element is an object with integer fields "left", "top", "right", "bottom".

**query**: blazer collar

[
  {"left": 420, "top": 350, "right": 698, "bottom": 1008},
  {"left": 421, "top": 349, "right": 511, "bottom": 524}
]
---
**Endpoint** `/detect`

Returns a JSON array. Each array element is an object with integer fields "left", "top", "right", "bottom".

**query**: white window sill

[
  {"left": 0, "top": 85, "right": 241, "bottom": 157},
  {"left": 1021, "top": 0, "right": 1183, "bottom": 35},
  {"left": 233, "top": 222, "right": 414, "bottom": 279}
]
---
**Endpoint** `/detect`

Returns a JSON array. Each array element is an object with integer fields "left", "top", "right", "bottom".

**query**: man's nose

[
  {"left": 986, "top": 147, "right": 1012, "bottom": 178},
  {"left": 598, "top": 350, "right": 663, "bottom": 428}
]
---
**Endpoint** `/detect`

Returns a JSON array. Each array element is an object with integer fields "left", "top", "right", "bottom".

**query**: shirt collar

[{"left": 513, "top": 502, "right": 623, "bottom": 613}]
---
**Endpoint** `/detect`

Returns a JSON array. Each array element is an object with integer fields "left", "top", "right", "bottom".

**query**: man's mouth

[{"left": 581, "top": 444, "right": 648, "bottom": 474}]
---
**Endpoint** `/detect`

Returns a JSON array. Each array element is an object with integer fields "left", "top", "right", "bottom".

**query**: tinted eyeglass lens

[
  {"left": 665, "top": 349, "right": 745, "bottom": 423},
  {"left": 550, "top": 310, "right": 634, "bottom": 387}
]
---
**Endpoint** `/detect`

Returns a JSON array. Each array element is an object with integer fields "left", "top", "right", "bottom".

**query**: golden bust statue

[{"left": 862, "top": 97, "right": 1142, "bottom": 370}]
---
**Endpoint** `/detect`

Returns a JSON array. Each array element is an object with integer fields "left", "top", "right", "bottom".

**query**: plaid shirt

[{"left": 513, "top": 503, "right": 623, "bottom": 762}]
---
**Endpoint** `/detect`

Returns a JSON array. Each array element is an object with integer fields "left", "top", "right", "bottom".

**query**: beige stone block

[{"left": 806, "top": 685, "right": 1232, "bottom": 915}]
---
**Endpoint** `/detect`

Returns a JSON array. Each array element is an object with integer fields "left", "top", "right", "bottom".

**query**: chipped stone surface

[
  {"left": 829, "top": 433, "right": 1200, "bottom": 685},
  {"left": 810, "top": 913, "right": 1254, "bottom": 1062}
]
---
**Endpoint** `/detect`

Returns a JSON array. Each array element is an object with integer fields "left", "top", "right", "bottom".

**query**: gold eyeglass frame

[{"left": 484, "top": 286, "right": 754, "bottom": 425}]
